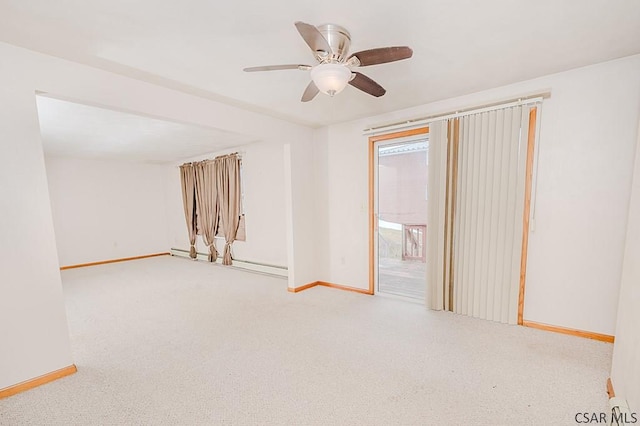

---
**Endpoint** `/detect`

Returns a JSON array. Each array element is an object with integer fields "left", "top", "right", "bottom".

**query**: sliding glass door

[
  {"left": 369, "top": 103, "right": 538, "bottom": 323},
  {"left": 373, "top": 135, "right": 429, "bottom": 300}
]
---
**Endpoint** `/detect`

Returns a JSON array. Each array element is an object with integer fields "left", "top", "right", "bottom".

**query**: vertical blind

[
  {"left": 426, "top": 104, "right": 537, "bottom": 325},
  {"left": 452, "top": 106, "right": 531, "bottom": 324},
  {"left": 426, "top": 119, "right": 449, "bottom": 310}
]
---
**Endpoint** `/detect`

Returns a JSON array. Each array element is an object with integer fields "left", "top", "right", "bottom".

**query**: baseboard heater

[{"left": 170, "top": 248, "right": 288, "bottom": 278}]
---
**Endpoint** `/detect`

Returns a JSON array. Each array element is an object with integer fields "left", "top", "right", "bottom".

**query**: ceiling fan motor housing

[{"left": 316, "top": 24, "right": 351, "bottom": 63}]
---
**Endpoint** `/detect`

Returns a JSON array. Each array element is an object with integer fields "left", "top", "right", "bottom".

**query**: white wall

[
  {"left": 315, "top": 124, "right": 370, "bottom": 286},
  {"left": 164, "top": 136, "right": 319, "bottom": 288},
  {"left": 0, "top": 41, "right": 312, "bottom": 390},
  {"left": 313, "top": 127, "right": 330, "bottom": 283},
  {"left": 45, "top": 156, "right": 169, "bottom": 266},
  {"left": 0, "top": 76, "right": 73, "bottom": 390},
  {"left": 284, "top": 137, "right": 319, "bottom": 288},
  {"left": 165, "top": 140, "right": 290, "bottom": 267},
  {"left": 611, "top": 119, "right": 640, "bottom": 411},
  {"left": 316, "top": 54, "right": 640, "bottom": 335}
]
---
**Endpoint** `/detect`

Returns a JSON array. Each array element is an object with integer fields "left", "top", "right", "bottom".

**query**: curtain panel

[
  {"left": 216, "top": 154, "right": 242, "bottom": 266},
  {"left": 194, "top": 161, "right": 220, "bottom": 262},
  {"left": 179, "top": 163, "right": 198, "bottom": 259},
  {"left": 180, "top": 153, "right": 242, "bottom": 266}
]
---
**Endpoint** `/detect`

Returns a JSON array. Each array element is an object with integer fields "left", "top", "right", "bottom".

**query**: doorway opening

[{"left": 370, "top": 128, "right": 429, "bottom": 300}]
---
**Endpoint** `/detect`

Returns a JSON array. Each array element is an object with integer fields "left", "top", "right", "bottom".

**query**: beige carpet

[{"left": 0, "top": 256, "right": 612, "bottom": 425}]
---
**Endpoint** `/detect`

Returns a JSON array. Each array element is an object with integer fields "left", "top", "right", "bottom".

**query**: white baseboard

[{"left": 170, "top": 248, "right": 287, "bottom": 278}]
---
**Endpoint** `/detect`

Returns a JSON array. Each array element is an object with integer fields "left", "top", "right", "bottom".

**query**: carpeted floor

[{"left": 0, "top": 256, "right": 612, "bottom": 425}]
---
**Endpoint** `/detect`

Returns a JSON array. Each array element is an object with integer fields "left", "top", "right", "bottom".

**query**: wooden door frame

[
  {"left": 368, "top": 127, "right": 430, "bottom": 295},
  {"left": 517, "top": 107, "right": 537, "bottom": 324}
]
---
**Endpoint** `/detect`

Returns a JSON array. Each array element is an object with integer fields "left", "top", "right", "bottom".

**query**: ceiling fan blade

[
  {"left": 301, "top": 81, "right": 319, "bottom": 102},
  {"left": 349, "top": 72, "right": 386, "bottom": 97},
  {"left": 244, "top": 64, "right": 311, "bottom": 72},
  {"left": 349, "top": 46, "right": 413, "bottom": 67},
  {"left": 294, "top": 21, "right": 332, "bottom": 58}
]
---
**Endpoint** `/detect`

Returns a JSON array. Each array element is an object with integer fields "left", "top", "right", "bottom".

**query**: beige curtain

[
  {"left": 194, "top": 161, "right": 220, "bottom": 262},
  {"left": 179, "top": 163, "right": 198, "bottom": 259},
  {"left": 216, "top": 154, "right": 241, "bottom": 265}
]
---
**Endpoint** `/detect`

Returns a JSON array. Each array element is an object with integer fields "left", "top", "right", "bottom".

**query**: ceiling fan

[{"left": 243, "top": 22, "right": 413, "bottom": 102}]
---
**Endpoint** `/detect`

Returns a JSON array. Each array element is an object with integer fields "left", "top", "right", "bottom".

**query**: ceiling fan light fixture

[
  {"left": 310, "top": 63, "right": 352, "bottom": 97},
  {"left": 244, "top": 21, "right": 412, "bottom": 101}
]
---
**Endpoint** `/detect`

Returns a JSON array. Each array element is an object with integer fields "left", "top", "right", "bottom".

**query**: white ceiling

[
  {"left": 36, "top": 96, "right": 255, "bottom": 164},
  {"left": 3, "top": 1, "right": 640, "bottom": 127}
]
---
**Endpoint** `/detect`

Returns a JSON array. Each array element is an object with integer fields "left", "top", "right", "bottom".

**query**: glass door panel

[{"left": 376, "top": 139, "right": 428, "bottom": 299}]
